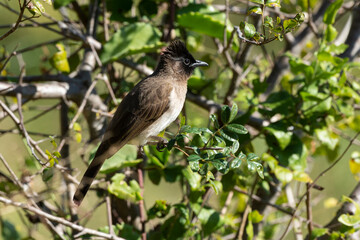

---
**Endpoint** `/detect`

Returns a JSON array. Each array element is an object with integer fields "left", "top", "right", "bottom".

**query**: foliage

[{"left": 0, "top": 0, "right": 359, "bottom": 240}]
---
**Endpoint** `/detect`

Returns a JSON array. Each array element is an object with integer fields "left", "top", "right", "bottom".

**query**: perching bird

[{"left": 73, "top": 40, "right": 208, "bottom": 206}]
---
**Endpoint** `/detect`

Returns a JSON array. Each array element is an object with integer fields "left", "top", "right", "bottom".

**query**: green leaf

[
  {"left": 33, "top": 0, "right": 45, "bottom": 13},
  {"left": 43, "top": 0, "right": 52, "bottom": 5},
  {"left": 1, "top": 220, "right": 20, "bottom": 240},
  {"left": 265, "top": 122, "right": 293, "bottom": 150},
  {"left": 338, "top": 214, "right": 360, "bottom": 227},
  {"left": 283, "top": 19, "right": 298, "bottom": 31},
  {"left": 147, "top": 200, "right": 171, "bottom": 219},
  {"left": 274, "top": 166, "right": 293, "bottom": 183},
  {"left": 240, "top": 22, "right": 256, "bottom": 38},
  {"left": 311, "top": 228, "right": 328, "bottom": 240},
  {"left": 206, "top": 170, "right": 215, "bottom": 181},
  {"left": 73, "top": 122, "right": 81, "bottom": 132},
  {"left": 328, "top": 43, "right": 348, "bottom": 55},
  {"left": 211, "top": 159, "right": 227, "bottom": 171},
  {"left": 100, "top": 22, "right": 164, "bottom": 63},
  {"left": 177, "top": 4, "right": 233, "bottom": 41},
  {"left": 264, "top": 16, "right": 274, "bottom": 28},
  {"left": 53, "top": 0, "right": 73, "bottom": 9},
  {"left": 229, "top": 103, "right": 238, "bottom": 122},
  {"left": 323, "top": 0, "right": 343, "bottom": 24},
  {"left": 231, "top": 152, "right": 246, "bottom": 169},
  {"left": 270, "top": 135, "right": 308, "bottom": 171},
  {"left": 192, "top": 203, "right": 224, "bottom": 236},
  {"left": 108, "top": 173, "right": 142, "bottom": 202},
  {"left": 210, "top": 114, "right": 220, "bottom": 129},
  {"left": 246, "top": 213, "right": 254, "bottom": 240},
  {"left": 247, "top": 153, "right": 260, "bottom": 161},
  {"left": 189, "top": 160, "right": 200, "bottom": 172},
  {"left": 250, "top": 210, "right": 264, "bottom": 223},
  {"left": 42, "top": 168, "right": 54, "bottom": 182},
  {"left": 187, "top": 154, "right": 202, "bottom": 162},
  {"left": 50, "top": 43, "right": 70, "bottom": 73},
  {"left": 325, "top": 24, "right": 338, "bottom": 42},
  {"left": 199, "top": 162, "right": 209, "bottom": 175},
  {"left": 265, "top": 0, "right": 281, "bottom": 7},
  {"left": 315, "top": 128, "right": 339, "bottom": 151},
  {"left": 49, "top": 136, "right": 57, "bottom": 148},
  {"left": 250, "top": 0, "right": 264, "bottom": 4},
  {"left": 289, "top": 59, "right": 314, "bottom": 80},
  {"left": 182, "top": 166, "right": 201, "bottom": 190},
  {"left": 229, "top": 140, "right": 240, "bottom": 153},
  {"left": 221, "top": 105, "right": 231, "bottom": 123},
  {"left": 247, "top": 160, "right": 264, "bottom": 179},
  {"left": 226, "top": 123, "right": 248, "bottom": 135},
  {"left": 95, "top": 145, "right": 141, "bottom": 174},
  {"left": 247, "top": 6, "right": 263, "bottom": 15},
  {"left": 220, "top": 129, "right": 237, "bottom": 142},
  {"left": 75, "top": 132, "right": 82, "bottom": 143}
]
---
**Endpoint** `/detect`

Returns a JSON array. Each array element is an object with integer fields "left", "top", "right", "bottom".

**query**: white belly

[{"left": 137, "top": 88, "right": 185, "bottom": 145}]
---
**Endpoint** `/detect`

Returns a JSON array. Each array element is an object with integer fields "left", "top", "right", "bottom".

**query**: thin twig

[
  {"left": 0, "top": 0, "right": 27, "bottom": 40},
  {"left": 68, "top": 79, "right": 98, "bottom": 130},
  {"left": 0, "top": 196, "right": 125, "bottom": 240},
  {"left": 16, "top": 67, "right": 42, "bottom": 164},
  {"left": 106, "top": 191, "right": 115, "bottom": 236},
  {"left": 279, "top": 131, "right": 360, "bottom": 240},
  {"left": 236, "top": 177, "right": 258, "bottom": 239},
  {"left": 306, "top": 182, "right": 313, "bottom": 237},
  {"left": 137, "top": 167, "right": 147, "bottom": 240}
]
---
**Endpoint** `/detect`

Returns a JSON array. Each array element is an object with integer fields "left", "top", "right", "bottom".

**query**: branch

[
  {"left": 0, "top": 196, "right": 125, "bottom": 240},
  {"left": 0, "top": 0, "right": 27, "bottom": 40},
  {"left": 279, "top": 131, "right": 360, "bottom": 240}
]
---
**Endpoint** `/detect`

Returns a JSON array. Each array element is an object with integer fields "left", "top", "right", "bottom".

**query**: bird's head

[{"left": 159, "top": 40, "right": 208, "bottom": 79}]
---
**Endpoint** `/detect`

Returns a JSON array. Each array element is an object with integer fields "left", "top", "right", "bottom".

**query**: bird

[{"left": 73, "top": 40, "right": 208, "bottom": 206}]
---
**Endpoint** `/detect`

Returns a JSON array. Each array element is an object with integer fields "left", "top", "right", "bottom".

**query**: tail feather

[
  {"left": 73, "top": 140, "right": 114, "bottom": 206},
  {"left": 73, "top": 153, "right": 107, "bottom": 206}
]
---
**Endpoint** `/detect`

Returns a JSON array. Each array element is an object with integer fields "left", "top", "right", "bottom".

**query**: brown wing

[{"left": 73, "top": 77, "right": 173, "bottom": 205}]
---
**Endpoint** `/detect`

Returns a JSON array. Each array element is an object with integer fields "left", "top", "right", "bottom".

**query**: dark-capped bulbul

[{"left": 73, "top": 40, "right": 208, "bottom": 206}]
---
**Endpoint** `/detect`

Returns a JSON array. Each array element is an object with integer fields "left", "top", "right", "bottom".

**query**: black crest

[{"left": 162, "top": 40, "right": 194, "bottom": 61}]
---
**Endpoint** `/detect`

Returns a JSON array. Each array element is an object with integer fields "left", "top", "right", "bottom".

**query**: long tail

[{"left": 73, "top": 141, "right": 113, "bottom": 206}]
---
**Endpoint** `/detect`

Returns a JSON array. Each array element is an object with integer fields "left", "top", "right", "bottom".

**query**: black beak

[{"left": 190, "top": 60, "right": 208, "bottom": 68}]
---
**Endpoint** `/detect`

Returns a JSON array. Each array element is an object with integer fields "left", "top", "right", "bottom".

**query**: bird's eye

[{"left": 183, "top": 58, "right": 190, "bottom": 65}]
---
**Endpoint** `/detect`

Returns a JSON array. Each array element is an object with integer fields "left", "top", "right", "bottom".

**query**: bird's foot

[
  {"left": 150, "top": 136, "right": 168, "bottom": 152},
  {"left": 138, "top": 146, "right": 145, "bottom": 158}
]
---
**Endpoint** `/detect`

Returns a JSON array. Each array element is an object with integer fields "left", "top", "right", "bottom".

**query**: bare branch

[{"left": 0, "top": 196, "right": 125, "bottom": 240}]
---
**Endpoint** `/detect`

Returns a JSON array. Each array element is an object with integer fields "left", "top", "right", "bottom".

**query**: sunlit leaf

[
  {"left": 220, "top": 129, "right": 238, "bottom": 142},
  {"left": 94, "top": 145, "right": 141, "bottom": 174},
  {"left": 182, "top": 166, "right": 201, "bottom": 190},
  {"left": 323, "top": 0, "right": 343, "bottom": 24},
  {"left": 229, "top": 103, "right": 238, "bottom": 122},
  {"left": 250, "top": 0, "right": 264, "bottom": 4},
  {"left": 247, "top": 6, "right": 263, "bottom": 15},
  {"left": 75, "top": 132, "right": 82, "bottom": 143},
  {"left": 250, "top": 210, "right": 263, "bottom": 223},
  {"left": 240, "top": 21, "right": 256, "bottom": 38},
  {"left": 274, "top": 166, "right": 293, "bottom": 183},
  {"left": 108, "top": 174, "right": 142, "bottom": 202},
  {"left": 177, "top": 4, "right": 233, "bottom": 41},
  {"left": 42, "top": 168, "right": 54, "bottom": 182},
  {"left": 325, "top": 24, "right": 338, "bottom": 42},
  {"left": 311, "top": 228, "right": 329, "bottom": 239},
  {"left": 1, "top": 220, "right": 21, "bottom": 240},
  {"left": 100, "top": 22, "right": 164, "bottom": 63},
  {"left": 265, "top": 0, "right": 280, "bottom": 8},
  {"left": 315, "top": 128, "right": 339, "bottom": 151},
  {"left": 50, "top": 43, "right": 70, "bottom": 73},
  {"left": 264, "top": 16, "right": 274, "bottom": 28},
  {"left": 226, "top": 124, "right": 248, "bottom": 135},
  {"left": 53, "top": 0, "right": 73, "bottom": 9}
]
